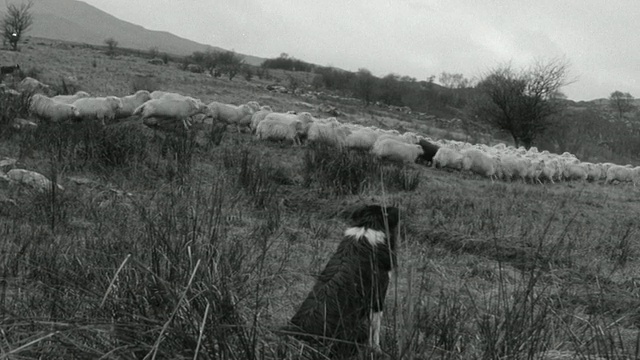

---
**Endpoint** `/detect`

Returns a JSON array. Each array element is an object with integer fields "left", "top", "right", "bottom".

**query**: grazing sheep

[
  {"left": 371, "top": 138, "right": 423, "bottom": 163},
  {"left": 256, "top": 112, "right": 314, "bottom": 145},
  {"left": 525, "top": 159, "right": 546, "bottom": 184},
  {"left": 52, "top": 91, "right": 91, "bottom": 104},
  {"left": 581, "top": 162, "right": 600, "bottom": 182},
  {"left": 461, "top": 149, "right": 498, "bottom": 179},
  {"left": 135, "top": 97, "right": 210, "bottom": 130},
  {"left": 249, "top": 106, "right": 273, "bottom": 133},
  {"left": 208, "top": 101, "right": 256, "bottom": 132},
  {"left": 498, "top": 155, "right": 530, "bottom": 182},
  {"left": 605, "top": 165, "right": 637, "bottom": 185},
  {"left": 307, "top": 117, "right": 348, "bottom": 148},
  {"left": 150, "top": 90, "right": 181, "bottom": 100},
  {"left": 116, "top": 90, "right": 152, "bottom": 118},
  {"left": 432, "top": 147, "right": 464, "bottom": 170},
  {"left": 563, "top": 163, "right": 588, "bottom": 182},
  {"left": 73, "top": 96, "right": 123, "bottom": 125},
  {"left": 539, "top": 158, "right": 560, "bottom": 183},
  {"left": 416, "top": 139, "right": 440, "bottom": 166},
  {"left": 30, "top": 94, "right": 80, "bottom": 123},
  {"left": 285, "top": 205, "right": 400, "bottom": 357},
  {"left": 16, "top": 77, "right": 51, "bottom": 94},
  {"left": 345, "top": 127, "right": 380, "bottom": 150}
]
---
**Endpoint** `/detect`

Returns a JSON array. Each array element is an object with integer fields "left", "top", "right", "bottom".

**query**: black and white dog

[{"left": 287, "top": 204, "right": 400, "bottom": 357}]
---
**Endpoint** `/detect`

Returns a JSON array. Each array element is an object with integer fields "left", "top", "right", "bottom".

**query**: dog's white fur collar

[{"left": 344, "top": 227, "right": 386, "bottom": 246}]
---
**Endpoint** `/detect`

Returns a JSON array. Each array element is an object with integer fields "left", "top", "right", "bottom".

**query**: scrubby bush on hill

[
  {"left": 303, "top": 141, "right": 421, "bottom": 195},
  {"left": 0, "top": 89, "right": 32, "bottom": 138}
]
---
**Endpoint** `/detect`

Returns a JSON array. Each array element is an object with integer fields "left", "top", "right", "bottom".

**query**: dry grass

[{"left": 1, "top": 39, "right": 640, "bottom": 359}]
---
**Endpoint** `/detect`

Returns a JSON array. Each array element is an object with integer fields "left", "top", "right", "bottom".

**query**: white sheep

[
  {"left": 51, "top": 91, "right": 91, "bottom": 104},
  {"left": 525, "top": 159, "right": 546, "bottom": 184},
  {"left": 433, "top": 147, "right": 464, "bottom": 170},
  {"left": 17, "top": 77, "right": 51, "bottom": 94},
  {"left": 30, "top": 94, "right": 80, "bottom": 122},
  {"left": 563, "top": 163, "right": 588, "bottom": 182},
  {"left": 371, "top": 138, "right": 423, "bottom": 163},
  {"left": 256, "top": 112, "right": 314, "bottom": 146},
  {"left": 583, "top": 162, "right": 605, "bottom": 182},
  {"left": 73, "top": 96, "right": 123, "bottom": 125},
  {"left": 208, "top": 101, "right": 256, "bottom": 132},
  {"left": 150, "top": 90, "right": 183, "bottom": 100},
  {"left": 135, "top": 97, "right": 210, "bottom": 130},
  {"left": 345, "top": 127, "right": 380, "bottom": 150},
  {"left": 116, "top": 90, "right": 152, "bottom": 119},
  {"left": 498, "top": 155, "right": 530, "bottom": 182},
  {"left": 605, "top": 165, "right": 637, "bottom": 185},
  {"left": 249, "top": 106, "right": 274, "bottom": 133},
  {"left": 246, "top": 101, "right": 261, "bottom": 112},
  {"left": 538, "top": 157, "right": 560, "bottom": 183},
  {"left": 461, "top": 149, "right": 498, "bottom": 179},
  {"left": 307, "top": 117, "right": 348, "bottom": 148}
]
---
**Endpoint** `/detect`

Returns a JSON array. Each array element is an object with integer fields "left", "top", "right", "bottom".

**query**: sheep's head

[
  {"left": 194, "top": 100, "right": 211, "bottom": 116},
  {"left": 239, "top": 104, "right": 253, "bottom": 115},
  {"left": 75, "top": 91, "right": 90, "bottom": 98},
  {"left": 107, "top": 96, "right": 123, "bottom": 109},
  {"left": 245, "top": 101, "right": 260, "bottom": 112},
  {"left": 136, "top": 90, "right": 152, "bottom": 101},
  {"left": 297, "top": 112, "right": 314, "bottom": 124},
  {"left": 260, "top": 105, "right": 273, "bottom": 112},
  {"left": 70, "top": 105, "right": 81, "bottom": 118}
]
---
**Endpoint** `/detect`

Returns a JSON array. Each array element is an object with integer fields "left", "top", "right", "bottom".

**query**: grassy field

[{"left": 1, "top": 40, "right": 640, "bottom": 359}]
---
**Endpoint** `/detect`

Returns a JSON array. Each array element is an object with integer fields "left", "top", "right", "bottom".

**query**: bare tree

[
  {"left": 439, "top": 72, "right": 471, "bottom": 89},
  {"left": 351, "top": 68, "right": 377, "bottom": 106},
  {"left": 473, "top": 58, "right": 573, "bottom": 148},
  {"left": 104, "top": 37, "right": 118, "bottom": 56},
  {"left": 1, "top": 0, "right": 33, "bottom": 51},
  {"left": 148, "top": 46, "right": 159, "bottom": 59},
  {"left": 217, "top": 50, "right": 244, "bottom": 80},
  {"left": 609, "top": 91, "right": 635, "bottom": 119}
]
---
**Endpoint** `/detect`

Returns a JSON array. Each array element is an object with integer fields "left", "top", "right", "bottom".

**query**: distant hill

[{"left": 26, "top": 0, "right": 265, "bottom": 66}]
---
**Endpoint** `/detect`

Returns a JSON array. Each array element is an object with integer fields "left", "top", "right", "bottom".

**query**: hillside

[
  {"left": 26, "top": 0, "right": 265, "bottom": 66},
  {"left": 1, "top": 39, "right": 640, "bottom": 359}
]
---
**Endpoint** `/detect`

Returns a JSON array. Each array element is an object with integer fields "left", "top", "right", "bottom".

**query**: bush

[
  {"left": 222, "top": 146, "right": 285, "bottom": 208},
  {"left": 380, "top": 163, "right": 421, "bottom": 192},
  {"left": 158, "top": 130, "right": 197, "bottom": 183},
  {"left": 0, "top": 89, "right": 32, "bottom": 138},
  {"left": 20, "top": 122, "right": 148, "bottom": 172},
  {"left": 303, "top": 141, "right": 422, "bottom": 195},
  {"left": 303, "top": 141, "right": 381, "bottom": 195}
]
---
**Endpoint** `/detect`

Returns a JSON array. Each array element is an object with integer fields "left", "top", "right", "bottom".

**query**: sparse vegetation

[
  {"left": 0, "top": 88, "right": 32, "bottom": 137},
  {"left": 104, "top": 37, "right": 118, "bottom": 57},
  {"left": 1, "top": 37, "right": 640, "bottom": 359}
]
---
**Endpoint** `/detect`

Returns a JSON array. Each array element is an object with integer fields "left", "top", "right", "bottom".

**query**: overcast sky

[{"left": 82, "top": 0, "right": 640, "bottom": 101}]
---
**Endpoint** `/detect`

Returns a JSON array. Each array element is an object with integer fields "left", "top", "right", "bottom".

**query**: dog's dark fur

[
  {"left": 0, "top": 64, "right": 20, "bottom": 77},
  {"left": 417, "top": 139, "right": 440, "bottom": 166},
  {"left": 285, "top": 205, "right": 400, "bottom": 357}
]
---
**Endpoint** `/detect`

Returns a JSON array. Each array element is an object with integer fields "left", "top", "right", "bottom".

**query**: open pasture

[{"left": 1, "top": 40, "right": 640, "bottom": 359}]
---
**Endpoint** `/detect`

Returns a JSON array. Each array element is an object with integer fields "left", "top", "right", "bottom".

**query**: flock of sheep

[{"left": 11, "top": 76, "right": 640, "bottom": 187}]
